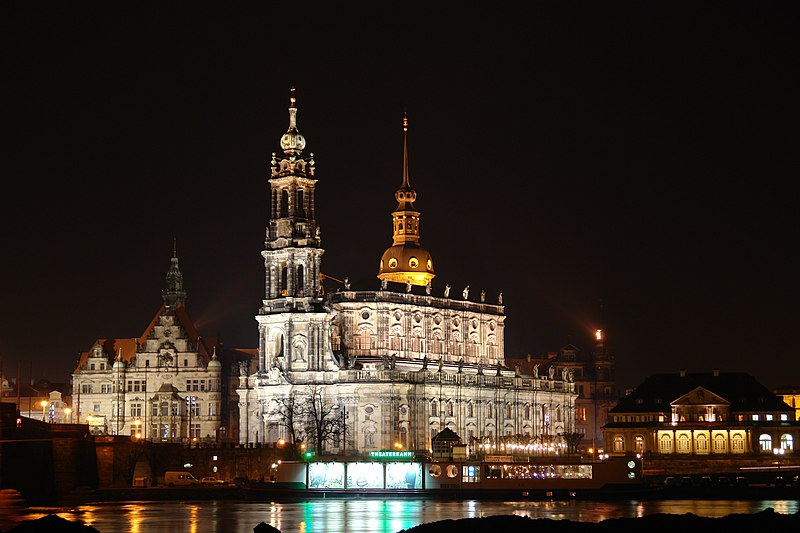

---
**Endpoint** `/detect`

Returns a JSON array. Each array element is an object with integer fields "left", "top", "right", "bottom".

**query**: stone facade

[
  {"left": 71, "top": 254, "right": 229, "bottom": 443},
  {"left": 237, "top": 92, "right": 577, "bottom": 456}
]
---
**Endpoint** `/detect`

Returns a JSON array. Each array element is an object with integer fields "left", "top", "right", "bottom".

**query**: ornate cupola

[
  {"left": 162, "top": 242, "right": 186, "bottom": 311},
  {"left": 262, "top": 87, "right": 324, "bottom": 307},
  {"left": 377, "top": 114, "right": 435, "bottom": 287}
]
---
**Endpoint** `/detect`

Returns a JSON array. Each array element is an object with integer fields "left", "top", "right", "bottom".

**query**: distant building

[
  {"left": 515, "top": 328, "right": 616, "bottom": 452},
  {"left": 603, "top": 369, "right": 799, "bottom": 456},
  {"left": 773, "top": 386, "right": 800, "bottom": 422},
  {"left": 70, "top": 253, "right": 252, "bottom": 442},
  {"left": 0, "top": 378, "right": 71, "bottom": 423}
]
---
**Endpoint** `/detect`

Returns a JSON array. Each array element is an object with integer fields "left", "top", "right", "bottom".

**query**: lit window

[
  {"left": 765, "top": 414, "right": 773, "bottom": 421},
  {"left": 752, "top": 414, "right": 759, "bottom": 421}
]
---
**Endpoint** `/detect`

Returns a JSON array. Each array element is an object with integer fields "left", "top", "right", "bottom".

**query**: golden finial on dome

[{"left": 290, "top": 86, "right": 297, "bottom": 107}]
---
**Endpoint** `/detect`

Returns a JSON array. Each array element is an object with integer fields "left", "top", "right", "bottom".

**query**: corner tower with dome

[{"left": 237, "top": 92, "right": 577, "bottom": 456}]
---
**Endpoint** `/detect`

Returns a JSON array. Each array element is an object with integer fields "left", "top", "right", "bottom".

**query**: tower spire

[
  {"left": 162, "top": 245, "right": 187, "bottom": 310},
  {"left": 377, "top": 113, "right": 435, "bottom": 287}
]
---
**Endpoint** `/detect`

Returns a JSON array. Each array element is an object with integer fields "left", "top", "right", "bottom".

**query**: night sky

[{"left": 3, "top": 4, "right": 798, "bottom": 394}]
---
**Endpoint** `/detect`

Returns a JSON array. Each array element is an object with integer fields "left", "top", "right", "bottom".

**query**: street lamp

[
  {"left": 40, "top": 401, "right": 48, "bottom": 422},
  {"left": 133, "top": 418, "right": 142, "bottom": 440},
  {"left": 64, "top": 407, "right": 72, "bottom": 424}
]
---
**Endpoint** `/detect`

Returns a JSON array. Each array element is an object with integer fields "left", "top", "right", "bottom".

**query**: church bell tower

[{"left": 256, "top": 88, "right": 332, "bottom": 374}]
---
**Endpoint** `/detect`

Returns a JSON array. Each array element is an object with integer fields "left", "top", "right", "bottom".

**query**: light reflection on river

[{"left": 7, "top": 498, "right": 799, "bottom": 533}]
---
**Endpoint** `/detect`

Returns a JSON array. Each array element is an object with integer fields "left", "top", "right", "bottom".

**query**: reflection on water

[{"left": 4, "top": 498, "right": 798, "bottom": 533}]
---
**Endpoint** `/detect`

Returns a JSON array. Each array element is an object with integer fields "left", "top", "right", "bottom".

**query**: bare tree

[
  {"left": 268, "top": 393, "right": 305, "bottom": 450},
  {"left": 301, "top": 384, "right": 344, "bottom": 455}
]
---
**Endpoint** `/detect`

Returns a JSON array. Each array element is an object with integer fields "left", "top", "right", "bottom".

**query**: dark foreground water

[{"left": 4, "top": 498, "right": 799, "bottom": 533}]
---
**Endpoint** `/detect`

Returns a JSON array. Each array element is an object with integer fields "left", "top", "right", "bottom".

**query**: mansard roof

[{"left": 610, "top": 371, "right": 792, "bottom": 414}]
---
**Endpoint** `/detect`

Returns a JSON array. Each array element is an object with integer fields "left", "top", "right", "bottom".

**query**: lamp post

[
  {"left": 40, "top": 400, "right": 48, "bottom": 422},
  {"left": 64, "top": 407, "right": 72, "bottom": 424}
]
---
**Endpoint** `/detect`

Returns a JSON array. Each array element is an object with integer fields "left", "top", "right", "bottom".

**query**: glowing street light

[
  {"left": 64, "top": 407, "right": 72, "bottom": 423},
  {"left": 40, "top": 400, "right": 48, "bottom": 422}
]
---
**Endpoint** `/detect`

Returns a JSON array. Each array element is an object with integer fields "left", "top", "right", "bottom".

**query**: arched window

[
  {"left": 677, "top": 433, "right": 691, "bottom": 453},
  {"left": 695, "top": 433, "right": 709, "bottom": 453},
  {"left": 486, "top": 403, "right": 493, "bottom": 419},
  {"left": 281, "top": 267, "right": 288, "bottom": 295},
  {"left": 430, "top": 401, "right": 438, "bottom": 417},
  {"left": 634, "top": 435, "right": 644, "bottom": 453},
  {"left": 780, "top": 434, "right": 794, "bottom": 451},
  {"left": 446, "top": 402, "right": 453, "bottom": 417},
  {"left": 297, "top": 265, "right": 304, "bottom": 294},
  {"left": 505, "top": 403, "right": 512, "bottom": 419},
  {"left": 467, "top": 402, "right": 474, "bottom": 418},
  {"left": 280, "top": 189, "right": 289, "bottom": 217},
  {"left": 713, "top": 433, "right": 727, "bottom": 453},
  {"left": 659, "top": 433, "right": 673, "bottom": 453},
  {"left": 524, "top": 404, "right": 531, "bottom": 420},
  {"left": 613, "top": 435, "right": 625, "bottom": 452},
  {"left": 296, "top": 189, "right": 305, "bottom": 217},
  {"left": 731, "top": 433, "right": 745, "bottom": 453},
  {"left": 759, "top": 433, "right": 773, "bottom": 452}
]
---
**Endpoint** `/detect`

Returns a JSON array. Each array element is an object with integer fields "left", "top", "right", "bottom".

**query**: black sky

[{"left": 3, "top": 3, "right": 799, "bottom": 394}]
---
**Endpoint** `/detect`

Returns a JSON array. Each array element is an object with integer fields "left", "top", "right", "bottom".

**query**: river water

[{"left": 4, "top": 497, "right": 799, "bottom": 533}]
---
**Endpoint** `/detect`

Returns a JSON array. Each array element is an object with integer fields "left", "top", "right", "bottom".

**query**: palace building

[
  {"left": 70, "top": 251, "right": 247, "bottom": 442},
  {"left": 236, "top": 91, "right": 578, "bottom": 455}
]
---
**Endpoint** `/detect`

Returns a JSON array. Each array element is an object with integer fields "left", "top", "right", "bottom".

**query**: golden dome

[{"left": 378, "top": 244, "right": 435, "bottom": 286}]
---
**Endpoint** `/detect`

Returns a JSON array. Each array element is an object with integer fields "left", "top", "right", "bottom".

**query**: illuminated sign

[{"left": 368, "top": 450, "right": 413, "bottom": 460}]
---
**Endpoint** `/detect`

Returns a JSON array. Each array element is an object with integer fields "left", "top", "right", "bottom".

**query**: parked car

[{"left": 201, "top": 477, "right": 226, "bottom": 486}]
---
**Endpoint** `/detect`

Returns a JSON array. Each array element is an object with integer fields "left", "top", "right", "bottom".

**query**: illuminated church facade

[{"left": 236, "top": 93, "right": 577, "bottom": 455}]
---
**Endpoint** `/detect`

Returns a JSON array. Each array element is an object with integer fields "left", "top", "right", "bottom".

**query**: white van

[{"left": 164, "top": 471, "right": 199, "bottom": 487}]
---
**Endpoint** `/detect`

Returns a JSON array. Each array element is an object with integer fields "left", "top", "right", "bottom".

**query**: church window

[
  {"left": 280, "top": 190, "right": 289, "bottom": 217},
  {"left": 505, "top": 403, "right": 512, "bottom": 419},
  {"left": 297, "top": 265, "right": 305, "bottom": 293},
  {"left": 526, "top": 404, "right": 532, "bottom": 420},
  {"left": 486, "top": 403, "right": 493, "bottom": 418},
  {"left": 732, "top": 434, "right": 745, "bottom": 452},
  {"left": 297, "top": 189, "right": 305, "bottom": 217},
  {"left": 446, "top": 402, "right": 453, "bottom": 417},
  {"left": 467, "top": 402, "right": 474, "bottom": 417}
]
